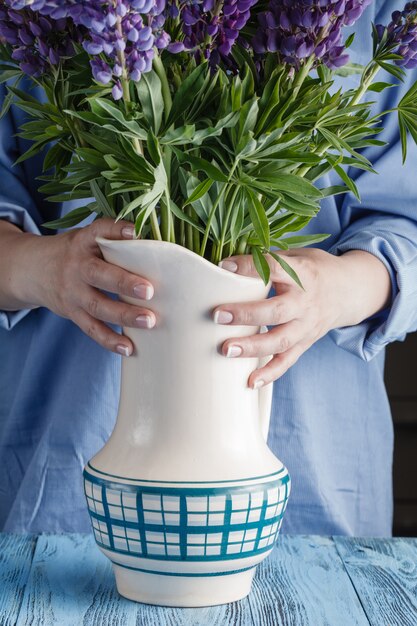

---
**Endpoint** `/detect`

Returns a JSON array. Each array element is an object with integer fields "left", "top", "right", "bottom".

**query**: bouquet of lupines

[{"left": 1, "top": 0, "right": 417, "bottom": 284}]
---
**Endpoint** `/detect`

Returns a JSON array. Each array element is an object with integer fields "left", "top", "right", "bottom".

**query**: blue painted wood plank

[
  {"left": 132, "top": 597, "right": 254, "bottom": 626},
  {"left": 0, "top": 534, "right": 37, "bottom": 626},
  {"left": 14, "top": 534, "right": 254, "bottom": 626},
  {"left": 247, "top": 535, "right": 370, "bottom": 626},
  {"left": 334, "top": 536, "right": 417, "bottom": 626},
  {"left": 15, "top": 534, "right": 138, "bottom": 626}
]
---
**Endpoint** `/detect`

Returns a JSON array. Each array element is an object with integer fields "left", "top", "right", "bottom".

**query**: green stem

[
  {"left": 170, "top": 217, "right": 176, "bottom": 244},
  {"left": 153, "top": 53, "right": 173, "bottom": 123},
  {"left": 199, "top": 160, "right": 239, "bottom": 258},
  {"left": 350, "top": 63, "right": 380, "bottom": 107},
  {"left": 216, "top": 185, "right": 240, "bottom": 264},
  {"left": 210, "top": 242, "right": 218, "bottom": 264},
  {"left": 186, "top": 207, "right": 194, "bottom": 251},
  {"left": 237, "top": 234, "right": 249, "bottom": 255},
  {"left": 159, "top": 197, "right": 170, "bottom": 241},
  {"left": 179, "top": 218, "right": 185, "bottom": 247},
  {"left": 291, "top": 57, "right": 315, "bottom": 101},
  {"left": 150, "top": 211, "right": 162, "bottom": 240}
]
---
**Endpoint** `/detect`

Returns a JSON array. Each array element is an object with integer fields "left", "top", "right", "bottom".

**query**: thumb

[
  {"left": 219, "top": 253, "right": 295, "bottom": 284},
  {"left": 88, "top": 217, "right": 137, "bottom": 242}
]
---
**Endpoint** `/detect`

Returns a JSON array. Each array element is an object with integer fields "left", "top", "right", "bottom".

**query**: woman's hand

[
  {"left": 212, "top": 248, "right": 392, "bottom": 388},
  {"left": 0, "top": 218, "right": 154, "bottom": 356}
]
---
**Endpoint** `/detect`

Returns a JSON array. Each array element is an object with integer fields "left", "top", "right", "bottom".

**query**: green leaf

[
  {"left": 90, "top": 180, "right": 116, "bottom": 218},
  {"left": 377, "top": 60, "right": 405, "bottom": 81},
  {"left": 43, "top": 142, "right": 72, "bottom": 174},
  {"left": 334, "top": 165, "right": 360, "bottom": 200},
  {"left": 258, "top": 172, "right": 323, "bottom": 198},
  {"left": 0, "top": 69, "right": 21, "bottom": 84},
  {"left": 269, "top": 251, "right": 304, "bottom": 289},
  {"left": 238, "top": 98, "right": 259, "bottom": 142},
  {"left": 168, "top": 198, "right": 205, "bottom": 233},
  {"left": 278, "top": 234, "right": 330, "bottom": 248},
  {"left": 173, "top": 149, "right": 228, "bottom": 182},
  {"left": 345, "top": 33, "right": 355, "bottom": 49},
  {"left": 399, "top": 113, "right": 408, "bottom": 163},
  {"left": 46, "top": 189, "right": 93, "bottom": 203},
  {"left": 192, "top": 112, "right": 239, "bottom": 144},
  {"left": 160, "top": 124, "right": 196, "bottom": 145},
  {"left": 0, "top": 89, "right": 15, "bottom": 120},
  {"left": 146, "top": 130, "right": 161, "bottom": 165},
  {"left": 75, "top": 147, "right": 106, "bottom": 167},
  {"left": 319, "top": 185, "right": 349, "bottom": 198},
  {"left": 367, "top": 81, "right": 394, "bottom": 93},
  {"left": 14, "top": 138, "right": 51, "bottom": 165},
  {"left": 280, "top": 194, "right": 319, "bottom": 217},
  {"left": 71, "top": 102, "right": 147, "bottom": 139},
  {"left": 136, "top": 70, "right": 163, "bottom": 134},
  {"left": 165, "top": 63, "right": 208, "bottom": 129},
  {"left": 334, "top": 62, "right": 363, "bottom": 77},
  {"left": 184, "top": 178, "right": 213, "bottom": 206},
  {"left": 247, "top": 190, "right": 270, "bottom": 249},
  {"left": 251, "top": 247, "right": 270, "bottom": 285},
  {"left": 43, "top": 206, "right": 93, "bottom": 230},
  {"left": 256, "top": 69, "right": 284, "bottom": 135},
  {"left": 134, "top": 201, "right": 159, "bottom": 236}
]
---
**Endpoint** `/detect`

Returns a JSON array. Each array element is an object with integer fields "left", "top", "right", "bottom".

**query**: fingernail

[
  {"left": 136, "top": 314, "right": 155, "bottom": 329},
  {"left": 213, "top": 310, "right": 234, "bottom": 324},
  {"left": 117, "top": 344, "right": 132, "bottom": 357},
  {"left": 252, "top": 379, "right": 265, "bottom": 390},
  {"left": 121, "top": 226, "right": 135, "bottom": 239},
  {"left": 226, "top": 345, "right": 243, "bottom": 358},
  {"left": 133, "top": 284, "right": 153, "bottom": 300},
  {"left": 219, "top": 260, "right": 238, "bottom": 273}
]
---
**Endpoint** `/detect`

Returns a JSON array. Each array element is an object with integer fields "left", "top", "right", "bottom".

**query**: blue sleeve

[
  {"left": 327, "top": 63, "right": 417, "bottom": 360},
  {"left": 0, "top": 84, "right": 43, "bottom": 330}
]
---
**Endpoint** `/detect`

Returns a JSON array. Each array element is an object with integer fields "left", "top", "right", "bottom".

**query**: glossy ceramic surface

[{"left": 84, "top": 239, "right": 290, "bottom": 606}]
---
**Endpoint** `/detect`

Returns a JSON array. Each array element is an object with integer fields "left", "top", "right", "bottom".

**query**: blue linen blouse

[{"left": 1, "top": 1, "right": 417, "bottom": 536}]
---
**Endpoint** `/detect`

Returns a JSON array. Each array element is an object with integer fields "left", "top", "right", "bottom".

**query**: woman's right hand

[{"left": 0, "top": 218, "right": 155, "bottom": 356}]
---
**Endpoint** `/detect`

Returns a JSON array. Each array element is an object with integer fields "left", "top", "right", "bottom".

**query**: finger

[
  {"left": 219, "top": 252, "right": 301, "bottom": 284},
  {"left": 86, "top": 217, "right": 137, "bottom": 245},
  {"left": 82, "top": 257, "right": 154, "bottom": 300},
  {"left": 221, "top": 321, "right": 304, "bottom": 359},
  {"left": 73, "top": 309, "right": 134, "bottom": 356},
  {"left": 212, "top": 293, "right": 299, "bottom": 327},
  {"left": 81, "top": 288, "right": 156, "bottom": 329},
  {"left": 248, "top": 343, "right": 308, "bottom": 388}
]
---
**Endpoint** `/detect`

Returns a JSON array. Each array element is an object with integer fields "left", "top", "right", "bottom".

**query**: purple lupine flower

[
  {"left": 253, "top": 0, "right": 372, "bottom": 69},
  {"left": 0, "top": 2, "right": 79, "bottom": 77},
  {"left": 377, "top": 2, "right": 417, "bottom": 69},
  {"left": 167, "top": 0, "right": 259, "bottom": 67},
  {"left": 4, "top": 0, "right": 170, "bottom": 91}
]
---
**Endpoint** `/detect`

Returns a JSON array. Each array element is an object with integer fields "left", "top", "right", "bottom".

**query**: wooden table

[{"left": 1, "top": 534, "right": 417, "bottom": 625}]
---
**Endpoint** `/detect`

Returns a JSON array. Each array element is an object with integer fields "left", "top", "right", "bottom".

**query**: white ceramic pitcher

[{"left": 83, "top": 238, "right": 290, "bottom": 607}]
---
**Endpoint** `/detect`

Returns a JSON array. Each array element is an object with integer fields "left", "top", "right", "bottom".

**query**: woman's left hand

[{"left": 212, "top": 248, "right": 392, "bottom": 389}]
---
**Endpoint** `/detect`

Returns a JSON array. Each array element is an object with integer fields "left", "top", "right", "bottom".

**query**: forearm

[
  {"left": 0, "top": 220, "right": 44, "bottom": 310},
  {"left": 334, "top": 250, "right": 392, "bottom": 328}
]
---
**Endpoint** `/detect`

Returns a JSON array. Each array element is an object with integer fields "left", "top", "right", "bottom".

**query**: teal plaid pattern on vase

[{"left": 84, "top": 463, "right": 290, "bottom": 565}]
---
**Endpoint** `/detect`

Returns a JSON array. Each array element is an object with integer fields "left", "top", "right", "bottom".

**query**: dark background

[{"left": 386, "top": 332, "right": 417, "bottom": 536}]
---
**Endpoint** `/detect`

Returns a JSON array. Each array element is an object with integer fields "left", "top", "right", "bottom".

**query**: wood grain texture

[
  {"left": 130, "top": 596, "right": 254, "bottom": 626},
  {"left": 5, "top": 534, "right": 417, "bottom": 626},
  {"left": 247, "top": 535, "right": 369, "bottom": 626},
  {"left": 14, "top": 534, "right": 254, "bottom": 626},
  {"left": 0, "top": 534, "right": 37, "bottom": 626},
  {"left": 16, "top": 534, "right": 138, "bottom": 626},
  {"left": 334, "top": 536, "right": 417, "bottom": 626}
]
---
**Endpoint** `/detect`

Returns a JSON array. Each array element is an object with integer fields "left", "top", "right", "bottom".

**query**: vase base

[{"left": 113, "top": 563, "right": 256, "bottom": 607}]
